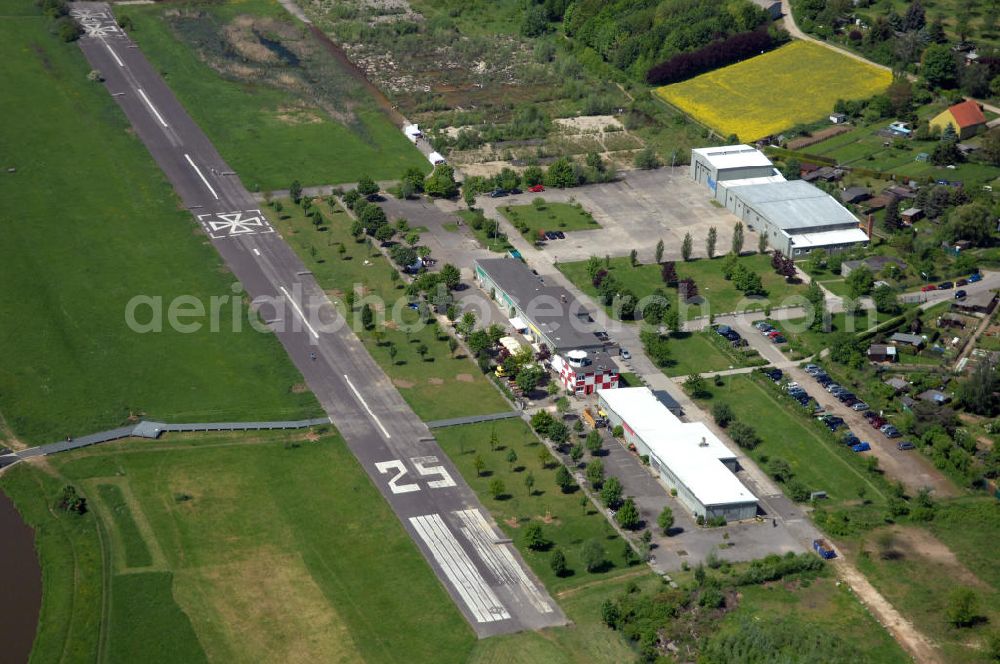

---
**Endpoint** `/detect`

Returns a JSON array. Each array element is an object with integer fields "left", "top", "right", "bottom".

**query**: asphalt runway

[{"left": 69, "top": 2, "right": 564, "bottom": 636}]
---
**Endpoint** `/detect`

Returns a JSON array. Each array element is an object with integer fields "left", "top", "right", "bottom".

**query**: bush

[
  {"left": 711, "top": 402, "right": 734, "bottom": 428},
  {"left": 728, "top": 421, "right": 761, "bottom": 450}
]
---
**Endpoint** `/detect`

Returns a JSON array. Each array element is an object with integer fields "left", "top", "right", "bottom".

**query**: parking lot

[
  {"left": 474, "top": 168, "right": 739, "bottom": 264},
  {"left": 733, "top": 319, "right": 960, "bottom": 498}
]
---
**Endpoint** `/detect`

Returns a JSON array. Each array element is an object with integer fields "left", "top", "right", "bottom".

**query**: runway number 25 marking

[{"left": 375, "top": 456, "right": 456, "bottom": 494}]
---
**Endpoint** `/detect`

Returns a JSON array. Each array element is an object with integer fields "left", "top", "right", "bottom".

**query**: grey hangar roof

[
  {"left": 476, "top": 258, "right": 602, "bottom": 351},
  {"left": 731, "top": 180, "right": 859, "bottom": 231}
]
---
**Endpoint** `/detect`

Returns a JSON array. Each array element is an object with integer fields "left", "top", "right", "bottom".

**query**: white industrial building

[
  {"left": 598, "top": 388, "right": 758, "bottom": 522},
  {"left": 691, "top": 146, "right": 869, "bottom": 256},
  {"left": 690, "top": 145, "right": 780, "bottom": 191}
]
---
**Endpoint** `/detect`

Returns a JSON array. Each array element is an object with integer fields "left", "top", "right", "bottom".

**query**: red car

[
  {"left": 528, "top": 184, "right": 545, "bottom": 193},
  {"left": 921, "top": 284, "right": 937, "bottom": 292}
]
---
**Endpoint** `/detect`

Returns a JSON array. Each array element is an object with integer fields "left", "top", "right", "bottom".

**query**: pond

[{"left": 0, "top": 490, "right": 41, "bottom": 664}]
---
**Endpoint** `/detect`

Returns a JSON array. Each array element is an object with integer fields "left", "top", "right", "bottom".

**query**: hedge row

[{"left": 646, "top": 29, "right": 779, "bottom": 86}]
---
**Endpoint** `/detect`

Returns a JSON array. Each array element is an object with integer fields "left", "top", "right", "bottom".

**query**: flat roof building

[
  {"left": 598, "top": 388, "right": 758, "bottom": 522},
  {"left": 474, "top": 258, "right": 606, "bottom": 352},
  {"left": 716, "top": 178, "right": 869, "bottom": 256},
  {"left": 690, "top": 145, "right": 780, "bottom": 193}
]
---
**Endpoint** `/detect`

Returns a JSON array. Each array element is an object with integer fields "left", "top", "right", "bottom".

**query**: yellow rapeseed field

[{"left": 655, "top": 41, "right": 892, "bottom": 140}]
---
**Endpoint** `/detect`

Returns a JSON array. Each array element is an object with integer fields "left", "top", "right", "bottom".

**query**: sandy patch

[
  {"left": 427, "top": 377, "right": 444, "bottom": 385},
  {"left": 455, "top": 373, "right": 474, "bottom": 383},
  {"left": 290, "top": 383, "right": 309, "bottom": 393},
  {"left": 553, "top": 115, "right": 623, "bottom": 132},
  {"left": 504, "top": 517, "right": 520, "bottom": 528},
  {"left": 175, "top": 550, "right": 362, "bottom": 664},
  {"left": 393, "top": 378, "right": 415, "bottom": 388},
  {"left": 885, "top": 526, "right": 987, "bottom": 589},
  {"left": 275, "top": 105, "right": 324, "bottom": 125}
]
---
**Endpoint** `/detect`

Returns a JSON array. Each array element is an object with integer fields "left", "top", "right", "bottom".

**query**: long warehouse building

[{"left": 598, "top": 387, "right": 758, "bottom": 522}]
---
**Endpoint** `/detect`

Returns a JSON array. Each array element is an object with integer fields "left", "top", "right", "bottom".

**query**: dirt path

[
  {"left": 0, "top": 410, "right": 25, "bottom": 451},
  {"left": 832, "top": 557, "right": 942, "bottom": 663},
  {"left": 554, "top": 569, "right": 652, "bottom": 600}
]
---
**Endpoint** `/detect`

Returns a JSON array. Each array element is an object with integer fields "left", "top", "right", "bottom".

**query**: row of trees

[{"left": 645, "top": 28, "right": 785, "bottom": 85}]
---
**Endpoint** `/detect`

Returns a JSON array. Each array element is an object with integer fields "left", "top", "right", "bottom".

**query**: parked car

[
  {"left": 544, "top": 231, "right": 558, "bottom": 240},
  {"left": 843, "top": 433, "right": 860, "bottom": 446},
  {"left": 968, "top": 273, "right": 983, "bottom": 283},
  {"left": 956, "top": 278, "right": 968, "bottom": 287},
  {"left": 753, "top": 321, "right": 771, "bottom": 331},
  {"left": 785, "top": 382, "right": 800, "bottom": 390},
  {"left": 764, "top": 369, "right": 783, "bottom": 381},
  {"left": 955, "top": 289, "right": 967, "bottom": 299},
  {"left": 897, "top": 441, "right": 916, "bottom": 450},
  {"left": 852, "top": 402, "right": 870, "bottom": 411},
  {"left": 620, "top": 348, "right": 631, "bottom": 360},
  {"left": 938, "top": 281, "right": 953, "bottom": 290},
  {"left": 508, "top": 187, "right": 522, "bottom": 195},
  {"left": 528, "top": 184, "right": 545, "bottom": 193},
  {"left": 825, "top": 383, "right": 841, "bottom": 393},
  {"left": 852, "top": 442, "right": 872, "bottom": 452},
  {"left": 870, "top": 417, "right": 886, "bottom": 429},
  {"left": 804, "top": 364, "right": 821, "bottom": 375},
  {"left": 553, "top": 230, "right": 565, "bottom": 239},
  {"left": 772, "top": 335, "right": 786, "bottom": 344},
  {"left": 883, "top": 427, "right": 901, "bottom": 438},
  {"left": 863, "top": 411, "right": 879, "bottom": 421},
  {"left": 921, "top": 284, "right": 937, "bottom": 292},
  {"left": 489, "top": 189, "right": 508, "bottom": 198}
]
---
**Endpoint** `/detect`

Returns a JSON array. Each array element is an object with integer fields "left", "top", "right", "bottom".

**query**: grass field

[
  {"left": 435, "top": 418, "right": 637, "bottom": 593},
  {"left": 655, "top": 331, "right": 756, "bottom": 377},
  {"left": 117, "top": 0, "right": 427, "bottom": 189},
  {"left": 771, "top": 309, "right": 895, "bottom": 358},
  {"left": 2, "top": 428, "right": 647, "bottom": 663},
  {"left": 559, "top": 253, "right": 808, "bottom": 321},
  {"left": 0, "top": 4, "right": 321, "bottom": 445},
  {"left": 714, "top": 574, "right": 909, "bottom": 662},
  {"left": 500, "top": 202, "right": 601, "bottom": 238},
  {"left": 274, "top": 198, "right": 511, "bottom": 420},
  {"left": 457, "top": 209, "right": 517, "bottom": 253},
  {"left": 696, "top": 374, "right": 887, "bottom": 506},
  {"left": 2, "top": 430, "right": 478, "bottom": 663},
  {"left": 655, "top": 41, "right": 892, "bottom": 140},
  {"left": 850, "top": 510, "right": 1000, "bottom": 664}
]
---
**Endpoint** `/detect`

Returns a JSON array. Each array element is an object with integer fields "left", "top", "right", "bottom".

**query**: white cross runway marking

[
  {"left": 196, "top": 210, "right": 273, "bottom": 238},
  {"left": 454, "top": 509, "right": 554, "bottom": 614},
  {"left": 409, "top": 514, "right": 510, "bottom": 623},
  {"left": 183, "top": 154, "right": 219, "bottom": 200},
  {"left": 137, "top": 89, "right": 167, "bottom": 128}
]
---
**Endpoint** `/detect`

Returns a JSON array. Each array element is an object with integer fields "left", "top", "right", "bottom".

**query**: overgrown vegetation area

[
  {"left": 305, "top": 0, "right": 737, "bottom": 172},
  {"left": 601, "top": 553, "right": 908, "bottom": 662},
  {"left": 0, "top": 1, "right": 321, "bottom": 445},
  {"left": 116, "top": 0, "right": 426, "bottom": 189}
]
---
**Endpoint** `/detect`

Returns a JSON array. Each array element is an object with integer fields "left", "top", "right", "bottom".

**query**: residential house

[
  {"left": 830, "top": 112, "right": 847, "bottom": 124},
  {"left": 551, "top": 349, "right": 619, "bottom": 395},
  {"left": 917, "top": 389, "right": 951, "bottom": 404},
  {"left": 840, "top": 186, "right": 871, "bottom": 205},
  {"left": 953, "top": 291, "right": 999, "bottom": 315},
  {"left": 868, "top": 344, "right": 897, "bottom": 363},
  {"left": 890, "top": 332, "right": 926, "bottom": 348},
  {"left": 884, "top": 377, "right": 911, "bottom": 393},
  {"left": 930, "top": 99, "right": 987, "bottom": 139}
]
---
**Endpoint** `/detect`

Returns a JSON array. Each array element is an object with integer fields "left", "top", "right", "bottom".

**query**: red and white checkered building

[{"left": 551, "top": 350, "right": 618, "bottom": 395}]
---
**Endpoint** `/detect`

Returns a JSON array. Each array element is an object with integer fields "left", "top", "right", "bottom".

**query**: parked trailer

[{"left": 813, "top": 538, "right": 836, "bottom": 559}]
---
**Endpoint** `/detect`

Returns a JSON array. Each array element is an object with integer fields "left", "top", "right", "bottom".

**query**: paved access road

[{"left": 70, "top": 3, "right": 563, "bottom": 636}]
